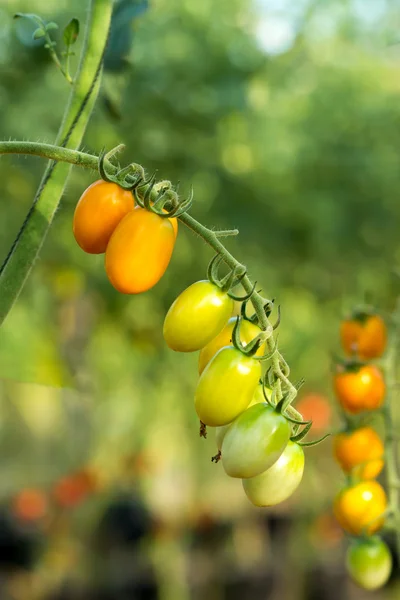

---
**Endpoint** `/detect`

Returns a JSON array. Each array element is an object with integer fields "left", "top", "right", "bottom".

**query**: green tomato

[
  {"left": 222, "top": 403, "right": 291, "bottom": 478},
  {"left": 195, "top": 347, "right": 261, "bottom": 426},
  {"left": 163, "top": 280, "right": 233, "bottom": 352},
  {"left": 215, "top": 382, "right": 272, "bottom": 450},
  {"left": 242, "top": 440, "right": 304, "bottom": 506},
  {"left": 346, "top": 538, "right": 392, "bottom": 590}
]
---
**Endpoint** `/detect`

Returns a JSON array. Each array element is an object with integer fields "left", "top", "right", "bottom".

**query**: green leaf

[
  {"left": 63, "top": 18, "right": 79, "bottom": 47},
  {"left": 45, "top": 22, "right": 59, "bottom": 32},
  {"left": 32, "top": 28, "right": 46, "bottom": 40},
  {"left": 14, "top": 12, "right": 43, "bottom": 26}
]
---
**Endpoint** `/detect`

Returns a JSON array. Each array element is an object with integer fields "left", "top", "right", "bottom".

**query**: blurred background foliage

[{"left": 0, "top": 0, "right": 400, "bottom": 598}]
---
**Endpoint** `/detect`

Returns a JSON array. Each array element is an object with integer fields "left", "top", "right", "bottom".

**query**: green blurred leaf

[
  {"left": 32, "top": 28, "right": 46, "bottom": 40},
  {"left": 63, "top": 17, "right": 79, "bottom": 47},
  {"left": 45, "top": 21, "right": 59, "bottom": 32}
]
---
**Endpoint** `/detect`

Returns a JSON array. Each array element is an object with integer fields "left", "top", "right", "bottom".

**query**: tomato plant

[
  {"left": 195, "top": 346, "right": 261, "bottom": 426},
  {"left": 221, "top": 403, "right": 291, "bottom": 478},
  {"left": 73, "top": 180, "right": 135, "bottom": 254},
  {"left": 163, "top": 280, "right": 233, "bottom": 352},
  {"left": 333, "top": 426, "right": 384, "bottom": 480},
  {"left": 242, "top": 441, "right": 304, "bottom": 507},
  {"left": 346, "top": 537, "right": 392, "bottom": 590},
  {"left": 334, "top": 481, "right": 387, "bottom": 535},
  {"left": 333, "top": 364, "right": 385, "bottom": 414},
  {"left": 105, "top": 206, "right": 177, "bottom": 294}
]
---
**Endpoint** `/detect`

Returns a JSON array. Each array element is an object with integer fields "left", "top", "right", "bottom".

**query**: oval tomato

[
  {"left": 346, "top": 537, "right": 392, "bottom": 590},
  {"left": 221, "top": 403, "right": 291, "bottom": 478},
  {"left": 105, "top": 207, "right": 176, "bottom": 294},
  {"left": 195, "top": 347, "right": 261, "bottom": 426},
  {"left": 215, "top": 382, "right": 270, "bottom": 450},
  {"left": 163, "top": 281, "right": 233, "bottom": 352},
  {"left": 334, "top": 426, "right": 384, "bottom": 480},
  {"left": 198, "top": 317, "right": 266, "bottom": 374},
  {"left": 334, "top": 481, "right": 387, "bottom": 535},
  {"left": 333, "top": 365, "right": 385, "bottom": 414},
  {"left": 13, "top": 488, "right": 48, "bottom": 522},
  {"left": 242, "top": 441, "right": 304, "bottom": 506},
  {"left": 73, "top": 180, "right": 134, "bottom": 254},
  {"left": 341, "top": 313, "right": 387, "bottom": 360}
]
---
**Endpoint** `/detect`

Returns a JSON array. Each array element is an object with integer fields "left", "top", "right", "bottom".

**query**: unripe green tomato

[
  {"left": 242, "top": 440, "right": 304, "bottom": 506},
  {"left": 222, "top": 403, "right": 291, "bottom": 478},
  {"left": 163, "top": 280, "right": 233, "bottom": 352},
  {"left": 198, "top": 317, "right": 266, "bottom": 374},
  {"left": 346, "top": 538, "right": 392, "bottom": 590},
  {"left": 195, "top": 347, "right": 261, "bottom": 426},
  {"left": 215, "top": 383, "right": 271, "bottom": 450}
]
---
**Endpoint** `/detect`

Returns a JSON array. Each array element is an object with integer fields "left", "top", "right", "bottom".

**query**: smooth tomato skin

[
  {"left": 333, "top": 365, "right": 385, "bottom": 414},
  {"left": 215, "top": 383, "right": 271, "bottom": 450},
  {"left": 242, "top": 441, "right": 304, "bottom": 507},
  {"left": 73, "top": 180, "right": 134, "bottom": 254},
  {"left": 221, "top": 403, "right": 291, "bottom": 478},
  {"left": 341, "top": 315, "right": 387, "bottom": 360},
  {"left": 334, "top": 427, "right": 384, "bottom": 480},
  {"left": 334, "top": 481, "right": 387, "bottom": 535},
  {"left": 198, "top": 317, "right": 266, "bottom": 374},
  {"left": 163, "top": 281, "right": 233, "bottom": 352},
  {"left": 346, "top": 538, "right": 392, "bottom": 590},
  {"left": 195, "top": 347, "right": 261, "bottom": 426},
  {"left": 105, "top": 207, "right": 176, "bottom": 294}
]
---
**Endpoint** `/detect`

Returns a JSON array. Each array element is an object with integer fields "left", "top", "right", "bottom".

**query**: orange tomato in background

[
  {"left": 334, "top": 481, "right": 387, "bottom": 535},
  {"left": 333, "top": 365, "right": 385, "bottom": 414},
  {"left": 334, "top": 427, "right": 384, "bottom": 480},
  {"left": 105, "top": 207, "right": 177, "bottom": 294},
  {"left": 73, "top": 180, "right": 134, "bottom": 254},
  {"left": 13, "top": 488, "right": 48, "bottom": 522},
  {"left": 53, "top": 468, "right": 98, "bottom": 508},
  {"left": 295, "top": 393, "right": 332, "bottom": 434},
  {"left": 340, "top": 313, "right": 387, "bottom": 360}
]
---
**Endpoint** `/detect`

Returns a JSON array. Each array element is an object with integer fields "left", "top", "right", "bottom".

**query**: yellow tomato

[
  {"left": 198, "top": 317, "right": 266, "bottom": 374},
  {"left": 334, "top": 481, "right": 387, "bottom": 535}
]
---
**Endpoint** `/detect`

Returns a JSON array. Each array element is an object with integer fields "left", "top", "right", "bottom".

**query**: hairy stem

[
  {"left": 384, "top": 299, "right": 400, "bottom": 559},
  {"left": 0, "top": 0, "right": 114, "bottom": 327}
]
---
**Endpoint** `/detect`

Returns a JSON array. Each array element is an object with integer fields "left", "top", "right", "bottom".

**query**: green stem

[
  {"left": 0, "top": 141, "right": 301, "bottom": 417},
  {"left": 0, "top": 0, "right": 114, "bottom": 327},
  {"left": 383, "top": 299, "right": 400, "bottom": 559}
]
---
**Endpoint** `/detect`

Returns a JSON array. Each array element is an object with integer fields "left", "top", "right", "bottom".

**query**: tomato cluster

[
  {"left": 162, "top": 273, "right": 310, "bottom": 508},
  {"left": 73, "top": 180, "right": 178, "bottom": 293},
  {"left": 332, "top": 309, "right": 392, "bottom": 590}
]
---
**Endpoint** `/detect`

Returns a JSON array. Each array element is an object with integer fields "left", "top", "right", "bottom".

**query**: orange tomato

[
  {"left": 295, "top": 394, "right": 332, "bottom": 434},
  {"left": 333, "top": 427, "right": 384, "bottom": 480},
  {"left": 334, "top": 481, "right": 387, "bottom": 535},
  {"left": 333, "top": 365, "right": 385, "bottom": 414},
  {"left": 73, "top": 180, "right": 134, "bottom": 254},
  {"left": 198, "top": 317, "right": 266, "bottom": 374},
  {"left": 53, "top": 469, "right": 98, "bottom": 508},
  {"left": 105, "top": 206, "right": 177, "bottom": 294},
  {"left": 340, "top": 313, "right": 387, "bottom": 360},
  {"left": 13, "top": 488, "right": 48, "bottom": 522}
]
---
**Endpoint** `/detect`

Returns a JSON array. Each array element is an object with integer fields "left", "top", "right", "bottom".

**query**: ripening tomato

[
  {"left": 334, "top": 427, "right": 384, "bottom": 480},
  {"left": 53, "top": 468, "right": 98, "bottom": 508},
  {"left": 334, "top": 481, "right": 387, "bottom": 535},
  {"left": 221, "top": 403, "right": 290, "bottom": 478},
  {"left": 105, "top": 207, "right": 177, "bottom": 294},
  {"left": 341, "top": 313, "right": 387, "bottom": 360},
  {"left": 242, "top": 441, "right": 304, "bottom": 506},
  {"left": 12, "top": 488, "right": 48, "bottom": 522},
  {"left": 195, "top": 347, "right": 261, "bottom": 426},
  {"left": 215, "top": 382, "right": 271, "bottom": 450},
  {"left": 333, "top": 365, "right": 385, "bottom": 414},
  {"left": 346, "top": 537, "right": 392, "bottom": 591},
  {"left": 198, "top": 317, "right": 266, "bottom": 373},
  {"left": 73, "top": 180, "right": 134, "bottom": 254},
  {"left": 163, "top": 281, "right": 233, "bottom": 352}
]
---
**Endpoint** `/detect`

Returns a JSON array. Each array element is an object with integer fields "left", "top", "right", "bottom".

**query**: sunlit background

[{"left": 0, "top": 0, "right": 400, "bottom": 598}]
